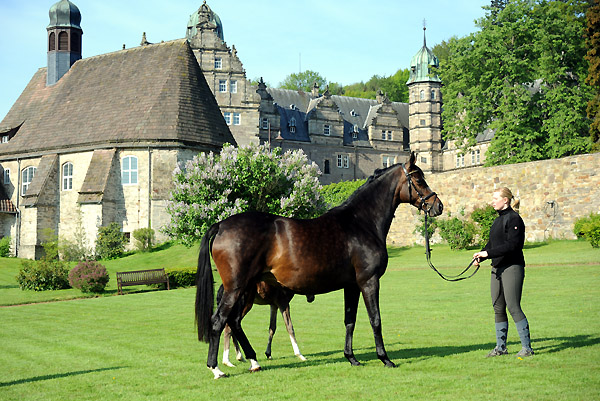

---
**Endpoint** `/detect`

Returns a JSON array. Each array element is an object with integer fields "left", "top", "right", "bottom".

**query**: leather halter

[{"left": 401, "top": 163, "right": 437, "bottom": 213}]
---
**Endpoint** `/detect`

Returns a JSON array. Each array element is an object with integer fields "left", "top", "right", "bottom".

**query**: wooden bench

[{"left": 116, "top": 268, "right": 170, "bottom": 295}]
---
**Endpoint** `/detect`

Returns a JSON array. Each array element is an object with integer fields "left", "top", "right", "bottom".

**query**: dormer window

[
  {"left": 261, "top": 118, "right": 269, "bottom": 129},
  {"left": 1, "top": 135, "right": 8, "bottom": 143},
  {"left": 290, "top": 104, "right": 296, "bottom": 110},
  {"left": 289, "top": 117, "right": 296, "bottom": 134},
  {"left": 214, "top": 57, "right": 222, "bottom": 69},
  {"left": 323, "top": 124, "right": 330, "bottom": 136},
  {"left": 352, "top": 124, "right": 359, "bottom": 139},
  {"left": 350, "top": 109, "right": 358, "bottom": 117}
]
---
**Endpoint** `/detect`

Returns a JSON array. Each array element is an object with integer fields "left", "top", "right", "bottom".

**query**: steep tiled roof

[
  {"left": 0, "top": 39, "right": 235, "bottom": 158},
  {"left": 0, "top": 184, "right": 16, "bottom": 213}
]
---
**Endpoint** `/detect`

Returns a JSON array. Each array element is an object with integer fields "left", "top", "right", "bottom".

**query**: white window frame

[
  {"left": 233, "top": 113, "right": 241, "bottom": 125},
  {"left": 456, "top": 154, "right": 465, "bottom": 168},
  {"left": 230, "top": 80, "right": 237, "bottom": 93},
  {"left": 62, "top": 162, "right": 73, "bottom": 191},
  {"left": 3, "top": 168, "right": 10, "bottom": 184},
  {"left": 337, "top": 154, "right": 349, "bottom": 169},
  {"left": 21, "top": 166, "right": 36, "bottom": 195},
  {"left": 218, "top": 80, "right": 227, "bottom": 93},
  {"left": 420, "top": 90, "right": 425, "bottom": 100},
  {"left": 214, "top": 57, "right": 222, "bottom": 69},
  {"left": 1, "top": 135, "right": 8, "bottom": 143},
  {"left": 121, "top": 156, "right": 138, "bottom": 185},
  {"left": 289, "top": 117, "right": 296, "bottom": 134},
  {"left": 352, "top": 125, "right": 359, "bottom": 139},
  {"left": 323, "top": 124, "right": 330, "bottom": 136},
  {"left": 223, "top": 112, "right": 231, "bottom": 125},
  {"left": 382, "top": 155, "right": 394, "bottom": 168},
  {"left": 261, "top": 118, "right": 269, "bottom": 129}
]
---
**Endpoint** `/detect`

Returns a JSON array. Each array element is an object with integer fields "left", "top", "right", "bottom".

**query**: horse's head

[{"left": 395, "top": 152, "right": 443, "bottom": 217}]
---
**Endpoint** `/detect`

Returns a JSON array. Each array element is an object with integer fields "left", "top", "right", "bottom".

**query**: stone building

[
  {"left": 0, "top": 0, "right": 235, "bottom": 258},
  {"left": 185, "top": 1, "right": 490, "bottom": 182}
]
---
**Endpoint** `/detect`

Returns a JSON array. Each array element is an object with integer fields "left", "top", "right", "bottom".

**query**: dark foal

[{"left": 196, "top": 152, "right": 443, "bottom": 378}]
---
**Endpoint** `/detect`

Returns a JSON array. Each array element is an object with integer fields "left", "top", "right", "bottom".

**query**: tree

[
  {"left": 163, "top": 143, "right": 327, "bottom": 246},
  {"left": 585, "top": 0, "right": 600, "bottom": 151},
  {"left": 279, "top": 70, "right": 328, "bottom": 92},
  {"left": 440, "top": 0, "right": 592, "bottom": 166}
]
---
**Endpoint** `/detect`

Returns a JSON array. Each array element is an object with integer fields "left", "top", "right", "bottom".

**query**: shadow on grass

[
  {"left": 0, "top": 366, "right": 126, "bottom": 387},
  {"left": 0, "top": 284, "right": 19, "bottom": 289},
  {"left": 266, "top": 334, "right": 600, "bottom": 370},
  {"left": 387, "top": 247, "right": 413, "bottom": 259}
]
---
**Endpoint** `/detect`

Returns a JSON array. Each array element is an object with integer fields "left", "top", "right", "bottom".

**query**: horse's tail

[{"left": 195, "top": 223, "right": 219, "bottom": 343}]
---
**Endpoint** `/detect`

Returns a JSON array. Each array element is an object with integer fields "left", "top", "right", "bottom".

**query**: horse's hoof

[
  {"left": 209, "top": 367, "right": 228, "bottom": 379},
  {"left": 249, "top": 359, "right": 262, "bottom": 372},
  {"left": 249, "top": 366, "right": 262, "bottom": 373},
  {"left": 265, "top": 353, "right": 272, "bottom": 360},
  {"left": 384, "top": 360, "right": 397, "bottom": 368},
  {"left": 306, "top": 295, "right": 315, "bottom": 303},
  {"left": 297, "top": 354, "right": 307, "bottom": 362},
  {"left": 223, "top": 361, "right": 236, "bottom": 368}
]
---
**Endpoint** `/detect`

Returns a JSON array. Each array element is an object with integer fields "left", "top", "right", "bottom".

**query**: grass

[{"left": 0, "top": 239, "right": 599, "bottom": 400}]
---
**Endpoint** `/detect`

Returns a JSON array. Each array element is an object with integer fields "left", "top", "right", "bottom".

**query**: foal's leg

[
  {"left": 343, "top": 285, "right": 361, "bottom": 366},
  {"left": 226, "top": 289, "right": 261, "bottom": 373},
  {"left": 222, "top": 324, "right": 238, "bottom": 367},
  {"left": 265, "top": 304, "right": 277, "bottom": 359},
  {"left": 280, "top": 302, "right": 307, "bottom": 361},
  {"left": 361, "top": 276, "right": 396, "bottom": 368}
]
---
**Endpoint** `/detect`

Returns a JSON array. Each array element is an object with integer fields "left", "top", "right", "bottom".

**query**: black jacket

[{"left": 482, "top": 207, "right": 525, "bottom": 268}]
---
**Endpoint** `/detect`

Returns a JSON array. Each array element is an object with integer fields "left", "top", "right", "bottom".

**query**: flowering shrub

[
  {"left": 163, "top": 143, "right": 327, "bottom": 246},
  {"left": 68, "top": 260, "right": 110, "bottom": 293},
  {"left": 16, "top": 259, "right": 70, "bottom": 291}
]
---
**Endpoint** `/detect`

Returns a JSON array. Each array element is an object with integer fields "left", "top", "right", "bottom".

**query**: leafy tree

[
  {"left": 440, "top": 0, "right": 592, "bottom": 166},
  {"left": 279, "top": 70, "right": 328, "bottom": 92},
  {"left": 95, "top": 223, "right": 126, "bottom": 260},
  {"left": 320, "top": 179, "right": 366, "bottom": 208},
  {"left": 585, "top": 0, "right": 600, "bottom": 151},
  {"left": 163, "top": 143, "right": 326, "bottom": 246}
]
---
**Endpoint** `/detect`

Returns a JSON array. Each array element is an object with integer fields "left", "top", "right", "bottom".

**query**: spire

[
  {"left": 423, "top": 19, "right": 427, "bottom": 48},
  {"left": 47, "top": 0, "right": 83, "bottom": 85}
]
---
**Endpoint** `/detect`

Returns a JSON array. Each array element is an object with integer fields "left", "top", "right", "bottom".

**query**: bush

[
  {"left": 470, "top": 204, "right": 497, "bottom": 246},
  {"left": 96, "top": 223, "right": 125, "bottom": 260},
  {"left": 68, "top": 260, "right": 110, "bottom": 293},
  {"left": 133, "top": 228, "right": 155, "bottom": 252},
  {"left": 16, "top": 259, "right": 71, "bottom": 291},
  {"left": 59, "top": 238, "right": 93, "bottom": 262},
  {"left": 165, "top": 267, "right": 197, "bottom": 288},
  {"left": 436, "top": 215, "right": 476, "bottom": 250},
  {"left": 321, "top": 179, "right": 366, "bottom": 208},
  {"left": 0, "top": 236, "right": 11, "bottom": 257},
  {"left": 413, "top": 214, "right": 438, "bottom": 240},
  {"left": 574, "top": 213, "right": 600, "bottom": 248}
]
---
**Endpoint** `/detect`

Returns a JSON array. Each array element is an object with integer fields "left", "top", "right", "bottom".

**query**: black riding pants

[{"left": 491, "top": 264, "right": 526, "bottom": 323}]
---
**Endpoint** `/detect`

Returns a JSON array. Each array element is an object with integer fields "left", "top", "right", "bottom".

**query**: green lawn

[{"left": 0, "top": 240, "right": 598, "bottom": 400}]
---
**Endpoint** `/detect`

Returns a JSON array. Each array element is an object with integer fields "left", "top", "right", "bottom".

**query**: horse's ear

[{"left": 408, "top": 151, "right": 416, "bottom": 167}]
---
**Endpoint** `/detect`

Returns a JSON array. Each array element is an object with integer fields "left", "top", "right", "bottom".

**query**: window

[
  {"left": 323, "top": 124, "right": 330, "bottom": 136},
  {"left": 230, "top": 80, "right": 237, "bottom": 93},
  {"left": 420, "top": 119, "right": 426, "bottom": 126},
  {"left": 352, "top": 125, "right": 359, "bottom": 139},
  {"left": 456, "top": 154, "right": 465, "bottom": 168},
  {"left": 121, "top": 156, "right": 138, "bottom": 185},
  {"left": 71, "top": 32, "right": 80, "bottom": 53},
  {"left": 223, "top": 112, "right": 231, "bottom": 125},
  {"left": 382, "top": 156, "right": 394, "bottom": 168},
  {"left": 233, "top": 113, "right": 241, "bottom": 125},
  {"left": 337, "top": 154, "right": 349, "bottom": 169},
  {"left": 3, "top": 168, "right": 10, "bottom": 185},
  {"left": 1, "top": 135, "right": 8, "bottom": 143},
  {"left": 62, "top": 162, "right": 73, "bottom": 191},
  {"left": 381, "top": 130, "right": 392, "bottom": 140},
  {"left": 21, "top": 166, "right": 36, "bottom": 195},
  {"left": 289, "top": 117, "right": 296, "bottom": 134},
  {"left": 58, "top": 31, "right": 68, "bottom": 51},
  {"left": 471, "top": 150, "right": 481, "bottom": 164},
  {"left": 261, "top": 118, "right": 269, "bottom": 129},
  {"left": 431, "top": 89, "right": 436, "bottom": 100},
  {"left": 49, "top": 32, "right": 56, "bottom": 51},
  {"left": 214, "top": 57, "right": 222, "bottom": 69},
  {"left": 421, "top": 156, "right": 428, "bottom": 164},
  {"left": 420, "top": 90, "right": 425, "bottom": 100},
  {"left": 324, "top": 160, "right": 330, "bottom": 174},
  {"left": 219, "top": 80, "right": 227, "bottom": 93}
]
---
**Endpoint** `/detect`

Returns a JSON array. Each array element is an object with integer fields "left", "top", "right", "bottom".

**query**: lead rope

[{"left": 423, "top": 211, "right": 480, "bottom": 282}]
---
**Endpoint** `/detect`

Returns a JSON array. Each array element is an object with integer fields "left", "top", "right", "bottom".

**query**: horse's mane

[{"left": 335, "top": 163, "right": 401, "bottom": 210}]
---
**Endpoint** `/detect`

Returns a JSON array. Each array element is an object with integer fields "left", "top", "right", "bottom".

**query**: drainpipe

[
  {"left": 148, "top": 147, "right": 152, "bottom": 229},
  {"left": 15, "top": 158, "right": 21, "bottom": 257}
]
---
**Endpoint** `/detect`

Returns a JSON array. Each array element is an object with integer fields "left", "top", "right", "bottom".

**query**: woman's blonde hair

[{"left": 494, "top": 187, "right": 520, "bottom": 212}]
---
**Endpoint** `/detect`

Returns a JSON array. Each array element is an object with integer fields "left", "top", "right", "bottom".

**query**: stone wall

[{"left": 388, "top": 152, "right": 600, "bottom": 246}]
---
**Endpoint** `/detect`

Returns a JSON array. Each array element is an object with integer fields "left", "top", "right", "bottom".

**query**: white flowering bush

[{"left": 163, "top": 143, "right": 326, "bottom": 246}]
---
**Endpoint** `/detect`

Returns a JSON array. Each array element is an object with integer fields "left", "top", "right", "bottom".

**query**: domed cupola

[
  {"left": 406, "top": 27, "right": 440, "bottom": 85},
  {"left": 48, "top": 0, "right": 81, "bottom": 30},
  {"left": 47, "top": 0, "right": 83, "bottom": 86},
  {"left": 186, "top": 1, "right": 224, "bottom": 42}
]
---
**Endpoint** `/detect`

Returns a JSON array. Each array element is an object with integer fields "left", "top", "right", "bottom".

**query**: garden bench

[{"left": 116, "top": 268, "right": 170, "bottom": 295}]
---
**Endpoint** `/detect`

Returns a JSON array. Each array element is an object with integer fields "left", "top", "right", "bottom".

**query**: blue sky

[{"left": 0, "top": 0, "right": 489, "bottom": 121}]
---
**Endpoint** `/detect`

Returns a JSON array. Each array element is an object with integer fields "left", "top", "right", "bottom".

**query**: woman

[{"left": 473, "top": 187, "right": 533, "bottom": 357}]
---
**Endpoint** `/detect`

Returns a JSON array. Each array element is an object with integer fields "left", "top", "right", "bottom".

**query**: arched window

[
  {"left": 49, "top": 32, "right": 56, "bottom": 51},
  {"left": 324, "top": 160, "right": 330, "bottom": 174},
  {"left": 420, "top": 90, "right": 425, "bottom": 100},
  {"left": 71, "top": 32, "right": 80, "bottom": 53},
  {"left": 58, "top": 31, "right": 68, "bottom": 51},
  {"left": 121, "top": 156, "right": 138, "bottom": 185},
  {"left": 62, "top": 162, "right": 73, "bottom": 191},
  {"left": 431, "top": 89, "right": 436, "bottom": 100},
  {"left": 21, "top": 166, "right": 36, "bottom": 196}
]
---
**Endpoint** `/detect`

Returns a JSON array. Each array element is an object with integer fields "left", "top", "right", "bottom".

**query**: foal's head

[{"left": 395, "top": 152, "right": 443, "bottom": 217}]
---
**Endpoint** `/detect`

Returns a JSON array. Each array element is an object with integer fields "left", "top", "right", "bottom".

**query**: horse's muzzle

[{"left": 428, "top": 198, "right": 443, "bottom": 217}]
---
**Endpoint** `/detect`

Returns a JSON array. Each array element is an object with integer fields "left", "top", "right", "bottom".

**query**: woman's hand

[{"left": 472, "top": 251, "right": 488, "bottom": 266}]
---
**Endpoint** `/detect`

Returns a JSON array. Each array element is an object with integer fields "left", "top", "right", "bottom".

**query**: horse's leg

[
  {"left": 222, "top": 324, "right": 236, "bottom": 367},
  {"left": 343, "top": 285, "right": 361, "bottom": 366},
  {"left": 279, "top": 301, "right": 307, "bottom": 361},
  {"left": 232, "top": 333, "right": 244, "bottom": 361},
  {"left": 265, "top": 304, "right": 277, "bottom": 359},
  {"left": 227, "top": 289, "right": 261, "bottom": 373},
  {"left": 361, "top": 276, "right": 396, "bottom": 368}
]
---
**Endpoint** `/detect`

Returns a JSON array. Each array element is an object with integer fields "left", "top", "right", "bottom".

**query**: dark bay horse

[
  {"left": 218, "top": 282, "right": 313, "bottom": 367},
  {"left": 196, "top": 152, "right": 443, "bottom": 379}
]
